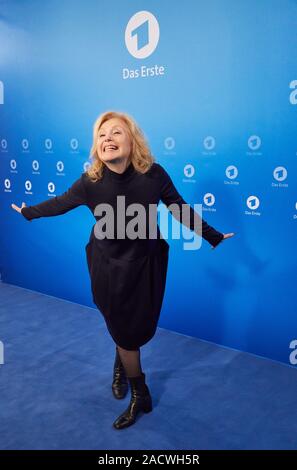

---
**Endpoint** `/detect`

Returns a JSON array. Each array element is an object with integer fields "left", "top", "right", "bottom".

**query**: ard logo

[{"left": 125, "top": 11, "right": 159, "bottom": 59}]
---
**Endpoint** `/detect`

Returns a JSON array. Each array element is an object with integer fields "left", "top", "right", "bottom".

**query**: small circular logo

[
  {"left": 203, "top": 136, "right": 216, "bottom": 151},
  {"left": 1, "top": 139, "right": 7, "bottom": 150},
  {"left": 247, "top": 195, "right": 260, "bottom": 210},
  {"left": 184, "top": 164, "right": 195, "bottom": 178},
  {"left": 10, "top": 159, "right": 17, "bottom": 170},
  {"left": 45, "top": 138, "right": 52, "bottom": 150},
  {"left": 164, "top": 137, "right": 175, "bottom": 150},
  {"left": 32, "top": 160, "right": 39, "bottom": 171},
  {"left": 48, "top": 182, "right": 55, "bottom": 193},
  {"left": 22, "top": 139, "right": 29, "bottom": 150},
  {"left": 226, "top": 165, "right": 238, "bottom": 180},
  {"left": 273, "top": 166, "right": 287, "bottom": 182},
  {"left": 4, "top": 179, "right": 11, "bottom": 189},
  {"left": 204, "top": 193, "right": 215, "bottom": 207},
  {"left": 83, "top": 162, "right": 91, "bottom": 172},
  {"left": 25, "top": 180, "right": 32, "bottom": 191},
  {"left": 248, "top": 135, "right": 261, "bottom": 151},
  {"left": 70, "top": 138, "right": 78, "bottom": 150},
  {"left": 56, "top": 161, "right": 64, "bottom": 172}
]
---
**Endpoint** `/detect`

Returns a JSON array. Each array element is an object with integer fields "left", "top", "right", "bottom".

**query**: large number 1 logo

[
  {"left": 131, "top": 20, "right": 149, "bottom": 50},
  {"left": 125, "top": 11, "right": 160, "bottom": 59}
]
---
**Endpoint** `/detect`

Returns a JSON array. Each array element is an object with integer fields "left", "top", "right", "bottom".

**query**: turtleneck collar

[{"left": 103, "top": 161, "right": 136, "bottom": 182}]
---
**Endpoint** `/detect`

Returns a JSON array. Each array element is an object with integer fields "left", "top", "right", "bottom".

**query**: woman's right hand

[{"left": 11, "top": 202, "right": 27, "bottom": 214}]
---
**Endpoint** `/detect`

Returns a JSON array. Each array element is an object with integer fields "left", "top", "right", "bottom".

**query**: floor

[{"left": 1, "top": 282, "right": 296, "bottom": 450}]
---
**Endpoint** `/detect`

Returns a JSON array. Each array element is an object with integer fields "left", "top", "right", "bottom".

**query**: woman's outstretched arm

[
  {"left": 158, "top": 164, "right": 234, "bottom": 248},
  {"left": 11, "top": 174, "right": 88, "bottom": 221}
]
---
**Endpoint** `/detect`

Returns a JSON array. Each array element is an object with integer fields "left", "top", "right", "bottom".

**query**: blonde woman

[{"left": 12, "top": 111, "right": 234, "bottom": 429}]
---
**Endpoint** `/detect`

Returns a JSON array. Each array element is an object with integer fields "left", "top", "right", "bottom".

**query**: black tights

[{"left": 116, "top": 345, "right": 142, "bottom": 378}]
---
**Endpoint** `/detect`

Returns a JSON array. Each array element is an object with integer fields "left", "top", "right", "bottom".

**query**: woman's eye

[{"left": 98, "top": 130, "right": 120, "bottom": 138}]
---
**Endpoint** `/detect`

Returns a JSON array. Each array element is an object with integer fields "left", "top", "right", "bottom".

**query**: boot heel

[
  {"left": 142, "top": 396, "right": 152, "bottom": 413},
  {"left": 143, "top": 406, "right": 152, "bottom": 414}
]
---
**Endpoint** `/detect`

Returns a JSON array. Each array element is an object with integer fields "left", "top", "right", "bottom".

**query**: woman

[{"left": 12, "top": 111, "right": 234, "bottom": 430}]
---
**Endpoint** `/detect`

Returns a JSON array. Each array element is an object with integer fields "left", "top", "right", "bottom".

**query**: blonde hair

[{"left": 86, "top": 111, "right": 155, "bottom": 181}]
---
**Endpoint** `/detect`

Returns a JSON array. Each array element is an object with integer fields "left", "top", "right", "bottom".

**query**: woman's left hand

[
  {"left": 223, "top": 232, "right": 235, "bottom": 240},
  {"left": 212, "top": 232, "right": 235, "bottom": 249}
]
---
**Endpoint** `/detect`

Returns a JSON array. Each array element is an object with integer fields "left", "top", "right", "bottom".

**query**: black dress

[{"left": 21, "top": 162, "right": 224, "bottom": 350}]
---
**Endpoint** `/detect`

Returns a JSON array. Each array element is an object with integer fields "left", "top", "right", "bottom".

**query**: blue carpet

[{"left": 0, "top": 281, "right": 296, "bottom": 450}]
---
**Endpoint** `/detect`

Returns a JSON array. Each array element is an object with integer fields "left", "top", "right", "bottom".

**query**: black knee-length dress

[{"left": 21, "top": 162, "right": 224, "bottom": 350}]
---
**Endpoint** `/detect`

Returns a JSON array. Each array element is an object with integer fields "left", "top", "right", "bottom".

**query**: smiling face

[{"left": 96, "top": 118, "right": 132, "bottom": 165}]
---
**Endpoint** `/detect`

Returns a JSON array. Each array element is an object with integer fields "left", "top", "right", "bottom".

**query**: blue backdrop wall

[{"left": 1, "top": 0, "right": 296, "bottom": 365}]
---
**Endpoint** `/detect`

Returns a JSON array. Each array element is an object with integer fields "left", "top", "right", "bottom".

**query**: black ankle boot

[
  {"left": 113, "top": 372, "right": 152, "bottom": 429},
  {"left": 112, "top": 348, "right": 128, "bottom": 399}
]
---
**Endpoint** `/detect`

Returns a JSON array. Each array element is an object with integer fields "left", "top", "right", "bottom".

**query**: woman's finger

[
  {"left": 11, "top": 203, "right": 26, "bottom": 214},
  {"left": 11, "top": 203, "right": 20, "bottom": 212},
  {"left": 223, "top": 232, "right": 235, "bottom": 239}
]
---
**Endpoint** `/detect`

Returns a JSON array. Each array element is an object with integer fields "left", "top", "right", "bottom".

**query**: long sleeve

[
  {"left": 158, "top": 164, "right": 224, "bottom": 248},
  {"left": 21, "top": 175, "right": 88, "bottom": 221}
]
